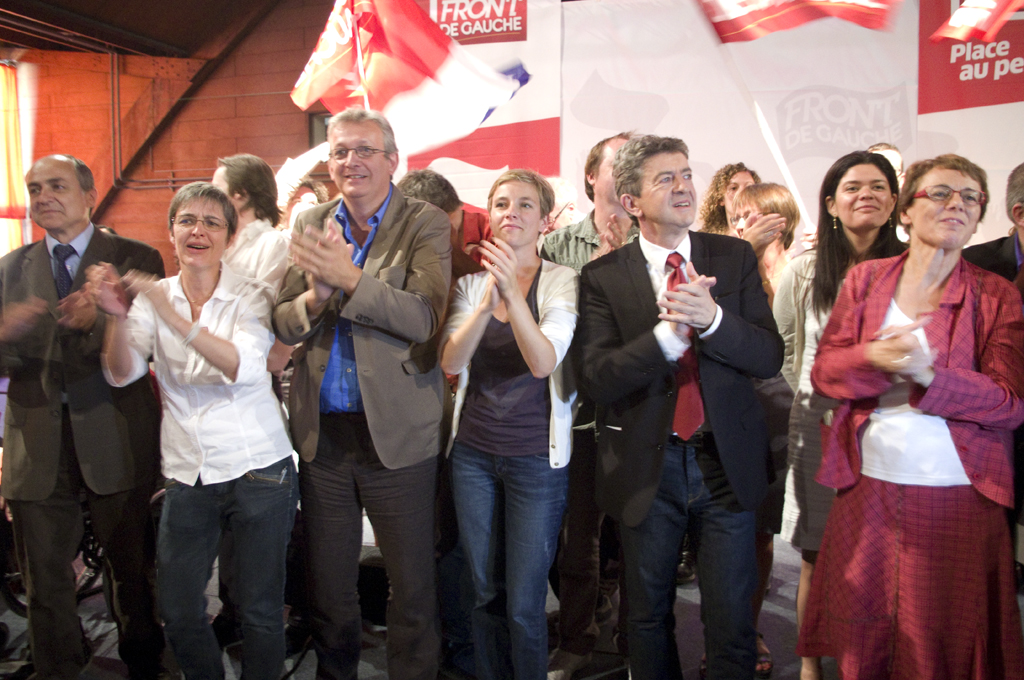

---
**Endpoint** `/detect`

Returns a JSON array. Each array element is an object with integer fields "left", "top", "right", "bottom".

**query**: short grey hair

[
  {"left": 326, "top": 107, "right": 398, "bottom": 155},
  {"left": 168, "top": 182, "right": 239, "bottom": 240},
  {"left": 1007, "top": 161, "right": 1024, "bottom": 223},
  {"left": 614, "top": 135, "right": 690, "bottom": 201}
]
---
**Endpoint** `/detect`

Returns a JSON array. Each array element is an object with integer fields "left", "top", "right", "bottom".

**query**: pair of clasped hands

[
  {"left": 865, "top": 316, "right": 934, "bottom": 385},
  {"left": 0, "top": 266, "right": 160, "bottom": 343},
  {"left": 659, "top": 260, "right": 718, "bottom": 341}
]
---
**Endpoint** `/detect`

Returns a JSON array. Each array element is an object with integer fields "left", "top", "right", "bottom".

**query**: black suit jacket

[
  {"left": 578, "top": 232, "right": 784, "bottom": 526},
  {"left": 0, "top": 228, "right": 163, "bottom": 501},
  {"left": 963, "top": 234, "right": 1019, "bottom": 281},
  {"left": 962, "top": 233, "right": 1024, "bottom": 520}
]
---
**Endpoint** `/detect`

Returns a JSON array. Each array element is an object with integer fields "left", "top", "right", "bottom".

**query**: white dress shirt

[
  {"left": 637, "top": 232, "right": 723, "bottom": 361},
  {"left": 222, "top": 218, "right": 289, "bottom": 293},
  {"left": 104, "top": 265, "right": 295, "bottom": 485}
]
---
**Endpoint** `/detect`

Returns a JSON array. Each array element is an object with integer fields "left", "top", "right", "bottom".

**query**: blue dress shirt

[{"left": 319, "top": 188, "right": 393, "bottom": 413}]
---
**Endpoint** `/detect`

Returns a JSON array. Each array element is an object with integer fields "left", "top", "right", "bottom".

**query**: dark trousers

[
  {"left": 301, "top": 412, "right": 440, "bottom": 680},
  {"left": 8, "top": 411, "right": 163, "bottom": 680},
  {"left": 621, "top": 440, "right": 757, "bottom": 680},
  {"left": 556, "top": 427, "right": 621, "bottom": 656}
]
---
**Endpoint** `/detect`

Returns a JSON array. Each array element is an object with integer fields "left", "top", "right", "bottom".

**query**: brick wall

[{"left": 27, "top": 0, "right": 334, "bottom": 273}]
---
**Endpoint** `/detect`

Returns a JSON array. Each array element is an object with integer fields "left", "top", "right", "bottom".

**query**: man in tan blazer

[
  {"left": 274, "top": 108, "right": 451, "bottom": 680},
  {"left": 0, "top": 155, "right": 164, "bottom": 678}
]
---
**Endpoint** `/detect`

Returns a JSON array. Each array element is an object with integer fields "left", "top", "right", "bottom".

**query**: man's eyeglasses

[
  {"left": 912, "top": 185, "right": 986, "bottom": 207},
  {"left": 329, "top": 146, "right": 388, "bottom": 161},
  {"left": 173, "top": 215, "right": 228, "bottom": 231}
]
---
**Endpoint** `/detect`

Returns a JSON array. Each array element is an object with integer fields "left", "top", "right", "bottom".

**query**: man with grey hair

[
  {"left": 577, "top": 135, "right": 783, "bottom": 679},
  {"left": 963, "top": 160, "right": 1024, "bottom": 567},
  {"left": 274, "top": 108, "right": 451, "bottom": 679},
  {"left": 0, "top": 154, "right": 165, "bottom": 678}
]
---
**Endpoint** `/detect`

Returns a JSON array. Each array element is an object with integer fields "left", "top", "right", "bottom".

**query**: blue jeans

[
  {"left": 157, "top": 457, "right": 298, "bottom": 680},
  {"left": 450, "top": 441, "right": 568, "bottom": 680},
  {"left": 621, "top": 442, "right": 757, "bottom": 680}
]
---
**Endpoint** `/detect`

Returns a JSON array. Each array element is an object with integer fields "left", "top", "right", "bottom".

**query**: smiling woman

[
  {"left": 91, "top": 181, "right": 298, "bottom": 680},
  {"left": 798, "top": 154, "right": 1024, "bottom": 678},
  {"left": 439, "top": 169, "right": 578, "bottom": 680}
]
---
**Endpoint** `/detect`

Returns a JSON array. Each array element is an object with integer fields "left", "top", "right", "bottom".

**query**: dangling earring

[{"left": 832, "top": 215, "right": 839, "bottom": 230}]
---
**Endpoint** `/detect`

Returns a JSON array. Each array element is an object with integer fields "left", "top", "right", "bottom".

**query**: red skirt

[{"left": 798, "top": 475, "right": 1024, "bottom": 680}]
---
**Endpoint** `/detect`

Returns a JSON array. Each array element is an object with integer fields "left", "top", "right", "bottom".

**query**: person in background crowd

[
  {"left": 578, "top": 135, "right": 783, "bottom": 680},
  {"left": 540, "top": 132, "right": 637, "bottom": 680},
  {"left": 440, "top": 169, "right": 578, "bottom": 680},
  {"left": 727, "top": 181, "right": 801, "bottom": 678},
  {"left": 398, "top": 168, "right": 483, "bottom": 282},
  {"left": 396, "top": 165, "right": 479, "bottom": 676},
  {"left": 775, "top": 150, "right": 904, "bottom": 680},
  {"left": 866, "top": 142, "right": 905, "bottom": 189},
  {"left": 274, "top": 107, "right": 451, "bottom": 680},
  {"left": 800, "top": 154, "right": 1024, "bottom": 678},
  {"left": 697, "top": 162, "right": 761, "bottom": 237},
  {"left": 210, "top": 152, "right": 299, "bottom": 647},
  {"left": 282, "top": 177, "right": 330, "bottom": 232},
  {"left": 0, "top": 154, "right": 165, "bottom": 680},
  {"left": 732, "top": 183, "right": 799, "bottom": 305},
  {"left": 541, "top": 133, "right": 638, "bottom": 272},
  {"left": 92, "top": 181, "right": 298, "bottom": 680},
  {"left": 963, "top": 159, "right": 1024, "bottom": 579},
  {"left": 544, "top": 176, "right": 584, "bottom": 236}
]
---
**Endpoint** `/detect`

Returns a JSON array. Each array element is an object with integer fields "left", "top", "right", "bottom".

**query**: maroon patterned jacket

[{"left": 811, "top": 252, "right": 1024, "bottom": 508}]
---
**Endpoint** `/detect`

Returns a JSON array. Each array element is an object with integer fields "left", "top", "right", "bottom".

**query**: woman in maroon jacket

[{"left": 800, "top": 154, "right": 1024, "bottom": 679}]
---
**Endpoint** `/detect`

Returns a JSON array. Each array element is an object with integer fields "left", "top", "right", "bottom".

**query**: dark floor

[{"left": 1, "top": 537, "right": 1021, "bottom": 679}]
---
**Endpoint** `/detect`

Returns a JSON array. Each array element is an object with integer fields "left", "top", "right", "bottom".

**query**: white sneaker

[{"left": 547, "top": 648, "right": 593, "bottom": 680}]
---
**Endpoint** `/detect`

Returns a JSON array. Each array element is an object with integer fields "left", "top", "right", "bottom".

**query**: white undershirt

[{"left": 859, "top": 300, "right": 970, "bottom": 486}]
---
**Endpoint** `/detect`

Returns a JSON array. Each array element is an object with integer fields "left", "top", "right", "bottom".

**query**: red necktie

[{"left": 666, "top": 252, "right": 704, "bottom": 440}]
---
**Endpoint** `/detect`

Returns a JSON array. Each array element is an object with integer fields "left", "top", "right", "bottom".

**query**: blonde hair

[{"left": 734, "top": 183, "right": 799, "bottom": 249}]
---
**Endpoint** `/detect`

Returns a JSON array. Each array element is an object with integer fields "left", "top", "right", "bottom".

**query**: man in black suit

[
  {"left": 577, "top": 136, "right": 783, "bottom": 680},
  {"left": 0, "top": 155, "right": 165, "bottom": 679},
  {"left": 963, "top": 160, "right": 1024, "bottom": 559}
]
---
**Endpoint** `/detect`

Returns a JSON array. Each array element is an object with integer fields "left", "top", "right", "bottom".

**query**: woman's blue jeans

[
  {"left": 157, "top": 457, "right": 298, "bottom": 680},
  {"left": 450, "top": 441, "right": 568, "bottom": 680}
]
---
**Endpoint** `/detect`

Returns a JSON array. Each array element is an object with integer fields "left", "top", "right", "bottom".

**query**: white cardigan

[{"left": 443, "top": 260, "right": 579, "bottom": 468}]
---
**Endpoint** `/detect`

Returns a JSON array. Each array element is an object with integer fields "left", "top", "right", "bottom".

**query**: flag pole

[{"left": 351, "top": 0, "right": 370, "bottom": 109}]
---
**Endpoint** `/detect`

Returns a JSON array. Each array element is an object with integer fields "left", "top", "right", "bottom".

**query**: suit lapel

[
  {"left": 622, "top": 241, "right": 662, "bottom": 330},
  {"left": 362, "top": 190, "right": 403, "bottom": 279},
  {"left": 24, "top": 241, "right": 60, "bottom": 318},
  {"left": 75, "top": 229, "right": 113, "bottom": 291}
]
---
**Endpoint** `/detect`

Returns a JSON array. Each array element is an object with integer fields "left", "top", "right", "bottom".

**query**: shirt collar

[
  {"left": 45, "top": 222, "right": 95, "bottom": 259},
  {"left": 638, "top": 230, "right": 691, "bottom": 273},
  {"left": 333, "top": 185, "right": 394, "bottom": 233}
]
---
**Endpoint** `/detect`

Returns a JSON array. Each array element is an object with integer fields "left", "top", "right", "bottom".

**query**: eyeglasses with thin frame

[
  {"left": 173, "top": 215, "right": 228, "bottom": 231},
  {"left": 329, "top": 146, "right": 388, "bottom": 162},
  {"left": 912, "top": 185, "right": 986, "bottom": 207}
]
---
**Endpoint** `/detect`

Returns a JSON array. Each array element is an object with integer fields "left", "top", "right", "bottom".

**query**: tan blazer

[
  {"left": 274, "top": 189, "right": 452, "bottom": 469},
  {"left": 0, "top": 229, "right": 163, "bottom": 501}
]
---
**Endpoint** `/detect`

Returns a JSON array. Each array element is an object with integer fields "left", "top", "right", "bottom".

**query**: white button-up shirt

[
  {"left": 221, "top": 218, "right": 289, "bottom": 293},
  {"left": 104, "top": 265, "right": 295, "bottom": 485}
]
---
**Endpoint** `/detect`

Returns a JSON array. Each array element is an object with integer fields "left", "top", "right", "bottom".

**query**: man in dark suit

[
  {"left": 963, "top": 160, "right": 1024, "bottom": 561},
  {"left": 274, "top": 108, "right": 450, "bottom": 680},
  {"left": 0, "top": 155, "right": 165, "bottom": 678},
  {"left": 577, "top": 136, "right": 784, "bottom": 680}
]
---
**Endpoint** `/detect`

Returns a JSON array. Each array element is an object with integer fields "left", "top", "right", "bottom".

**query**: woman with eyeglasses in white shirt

[{"left": 89, "top": 181, "right": 297, "bottom": 680}]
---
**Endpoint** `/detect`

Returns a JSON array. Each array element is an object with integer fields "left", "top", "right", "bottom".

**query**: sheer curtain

[{"left": 1, "top": 62, "right": 25, "bottom": 256}]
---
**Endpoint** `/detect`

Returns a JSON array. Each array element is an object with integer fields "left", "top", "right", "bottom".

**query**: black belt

[{"left": 667, "top": 431, "right": 713, "bottom": 450}]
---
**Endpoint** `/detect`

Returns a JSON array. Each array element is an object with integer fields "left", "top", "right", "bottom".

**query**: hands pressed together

[
  {"left": 865, "top": 317, "right": 935, "bottom": 386},
  {"left": 659, "top": 261, "right": 718, "bottom": 340},
  {"left": 290, "top": 224, "right": 360, "bottom": 311}
]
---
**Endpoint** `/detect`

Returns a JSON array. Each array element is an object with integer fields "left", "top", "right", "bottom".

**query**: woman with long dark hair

[{"left": 774, "top": 151, "right": 904, "bottom": 679}]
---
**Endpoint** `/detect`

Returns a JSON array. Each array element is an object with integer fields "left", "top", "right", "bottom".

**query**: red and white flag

[
  {"left": 930, "top": 0, "right": 1024, "bottom": 43},
  {"left": 292, "top": 0, "right": 525, "bottom": 156},
  {"left": 697, "top": 0, "right": 903, "bottom": 43}
]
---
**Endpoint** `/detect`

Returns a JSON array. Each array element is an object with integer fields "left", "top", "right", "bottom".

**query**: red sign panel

[
  {"left": 415, "top": 0, "right": 527, "bottom": 44},
  {"left": 920, "top": 1, "right": 1024, "bottom": 114}
]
